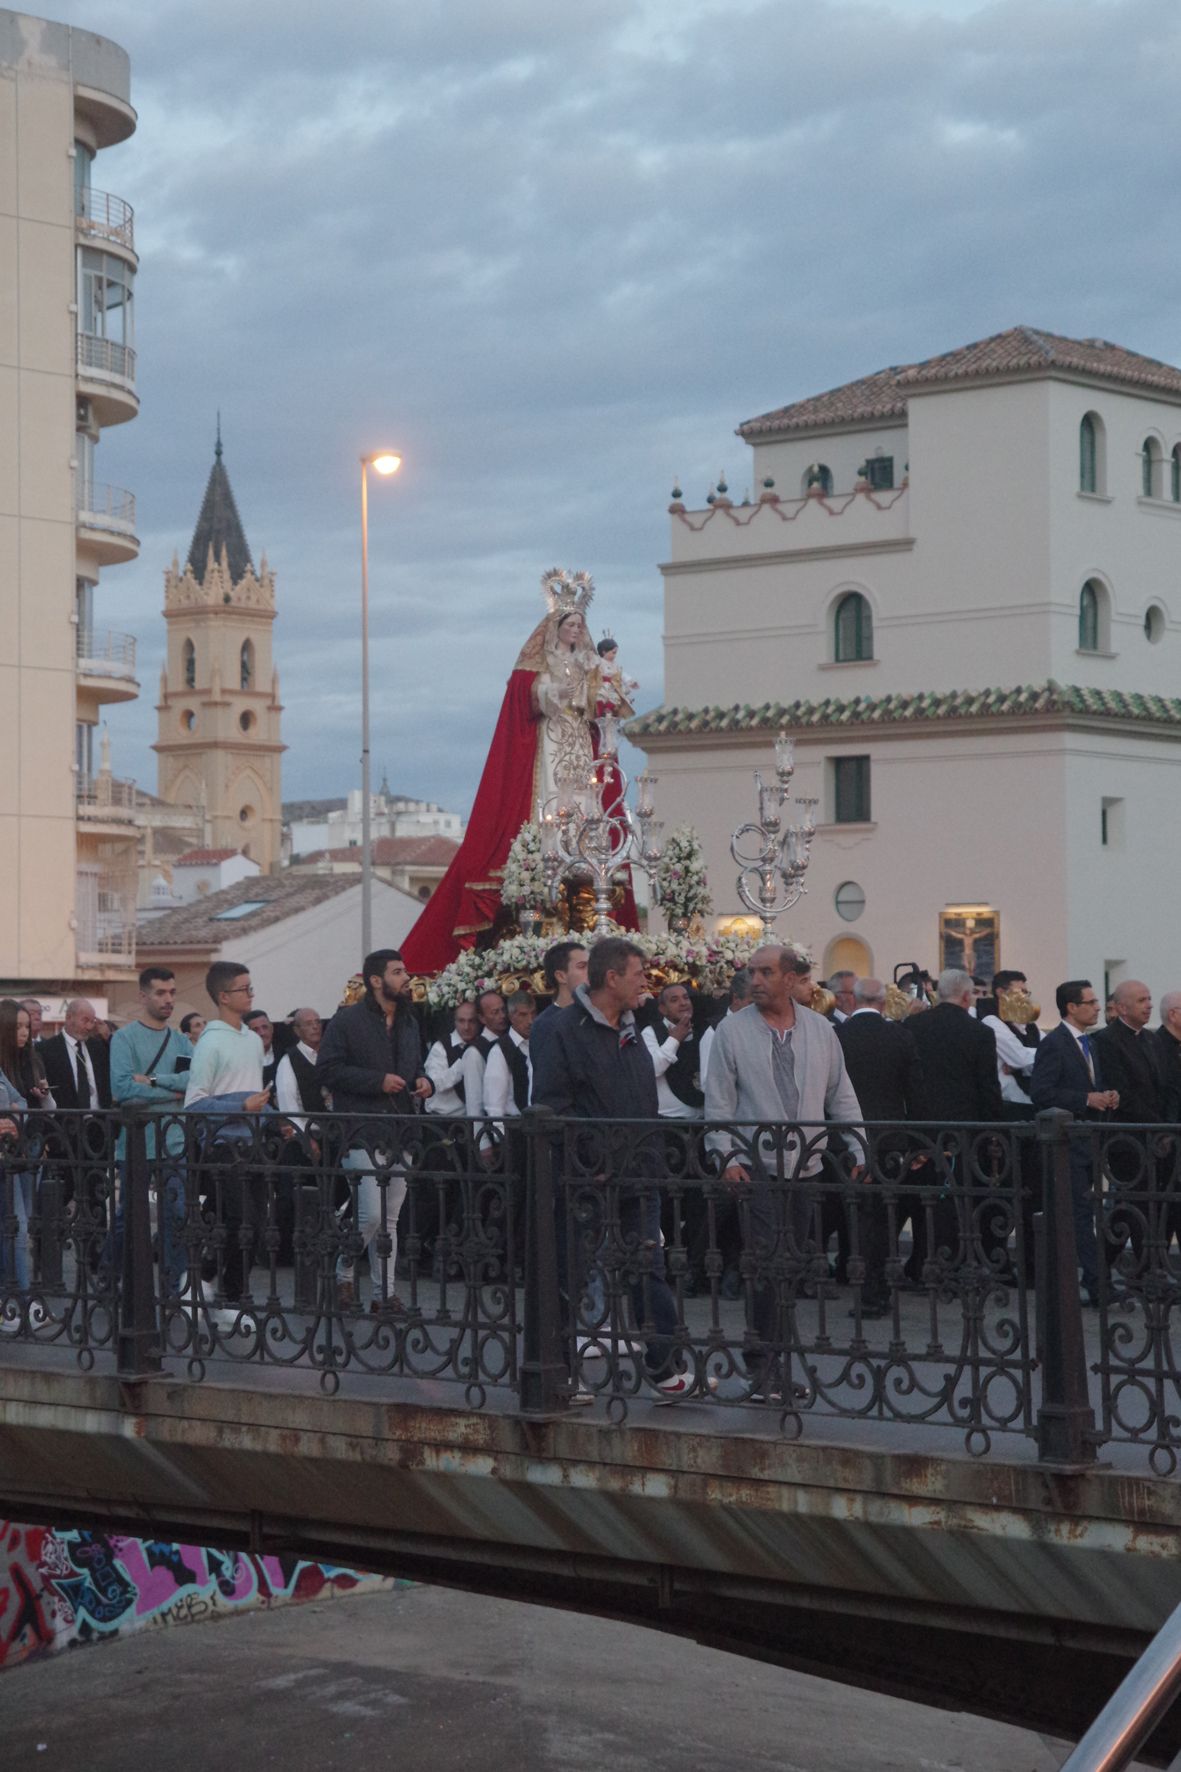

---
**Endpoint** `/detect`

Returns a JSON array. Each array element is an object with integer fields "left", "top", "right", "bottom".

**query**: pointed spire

[{"left": 187, "top": 426, "right": 253, "bottom": 585}]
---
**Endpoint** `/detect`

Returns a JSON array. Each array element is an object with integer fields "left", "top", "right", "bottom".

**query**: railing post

[
  {"left": 519, "top": 1106, "right": 569, "bottom": 1417},
  {"left": 116, "top": 1106, "right": 163, "bottom": 1379},
  {"left": 1034, "top": 1108, "right": 1097, "bottom": 1467}
]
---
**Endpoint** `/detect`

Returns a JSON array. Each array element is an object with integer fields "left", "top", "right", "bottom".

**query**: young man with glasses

[{"left": 184, "top": 960, "right": 272, "bottom": 1325}]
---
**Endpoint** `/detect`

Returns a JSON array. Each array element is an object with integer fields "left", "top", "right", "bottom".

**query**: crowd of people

[{"left": 1, "top": 937, "right": 1173, "bottom": 1399}]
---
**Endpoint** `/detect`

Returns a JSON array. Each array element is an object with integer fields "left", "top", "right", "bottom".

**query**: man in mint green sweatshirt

[
  {"left": 184, "top": 959, "right": 272, "bottom": 1319},
  {"left": 110, "top": 965, "right": 193, "bottom": 1295}
]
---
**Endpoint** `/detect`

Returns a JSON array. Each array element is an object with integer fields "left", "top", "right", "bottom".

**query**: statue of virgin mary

[{"left": 402, "top": 569, "right": 634, "bottom": 973}]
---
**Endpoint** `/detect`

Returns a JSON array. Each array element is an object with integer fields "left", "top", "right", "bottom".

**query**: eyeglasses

[{"left": 225, "top": 985, "right": 254, "bottom": 996}]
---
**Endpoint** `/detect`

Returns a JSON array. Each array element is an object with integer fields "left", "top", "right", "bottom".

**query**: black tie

[{"left": 74, "top": 1040, "right": 91, "bottom": 1109}]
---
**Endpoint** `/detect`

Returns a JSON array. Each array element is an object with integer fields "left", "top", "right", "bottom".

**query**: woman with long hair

[{"left": 0, "top": 997, "right": 38, "bottom": 1299}]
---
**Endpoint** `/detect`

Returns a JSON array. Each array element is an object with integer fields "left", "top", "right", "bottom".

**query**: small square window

[
  {"left": 833, "top": 756, "right": 871, "bottom": 824},
  {"left": 865, "top": 456, "right": 894, "bottom": 490}
]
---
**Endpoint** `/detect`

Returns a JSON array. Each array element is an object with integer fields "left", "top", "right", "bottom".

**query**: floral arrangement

[
  {"left": 423, "top": 924, "right": 789, "bottom": 1008},
  {"left": 655, "top": 824, "right": 712, "bottom": 927},
  {"left": 501, "top": 821, "right": 546, "bottom": 910}
]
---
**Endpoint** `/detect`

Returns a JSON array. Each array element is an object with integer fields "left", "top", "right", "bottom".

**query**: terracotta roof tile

[
  {"left": 173, "top": 848, "right": 245, "bottom": 866},
  {"left": 628, "top": 681, "right": 1181, "bottom": 741},
  {"left": 300, "top": 836, "right": 459, "bottom": 867},
  {"left": 739, "top": 327, "right": 1181, "bottom": 438}
]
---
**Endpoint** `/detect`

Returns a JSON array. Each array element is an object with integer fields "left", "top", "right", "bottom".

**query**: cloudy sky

[{"left": 52, "top": 0, "right": 1181, "bottom": 813}]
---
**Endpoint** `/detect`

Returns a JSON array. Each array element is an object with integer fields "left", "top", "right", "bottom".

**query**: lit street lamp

[{"left": 359, "top": 450, "right": 402, "bottom": 955}]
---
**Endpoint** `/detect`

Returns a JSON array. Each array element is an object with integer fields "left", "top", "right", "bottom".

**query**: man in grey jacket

[{"left": 704, "top": 944, "right": 864, "bottom": 1399}]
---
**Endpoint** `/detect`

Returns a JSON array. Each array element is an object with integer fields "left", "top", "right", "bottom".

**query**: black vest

[
  {"left": 662, "top": 1026, "right": 705, "bottom": 1110},
  {"left": 496, "top": 1031, "right": 531, "bottom": 1113},
  {"left": 436, "top": 1036, "right": 468, "bottom": 1104},
  {"left": 289, "top": 1047, "right": 325, "bottom": 1115}
]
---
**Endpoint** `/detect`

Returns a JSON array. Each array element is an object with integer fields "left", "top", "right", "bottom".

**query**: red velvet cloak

[{"left": 401, "top": 671, "right": 540, "bottom": 974}]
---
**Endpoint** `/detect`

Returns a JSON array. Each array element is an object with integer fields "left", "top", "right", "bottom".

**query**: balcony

[
  {"left": 75, "top": 862, "right": 137, "bottom": 970},
  {"left": 76, "top": 480, "right": 138, "bottom": 565},
  {"left": 76, "top": 331, "right": 138, "bottom": 426},
  {"left": 76, "top": 775, "right": 139, "bottom": 825},
  {"left": 76, "top": 628, "right": 139, "bottom": 706},
  {"left": 75, "top": 189, "right": 136, "bottom": 258}
]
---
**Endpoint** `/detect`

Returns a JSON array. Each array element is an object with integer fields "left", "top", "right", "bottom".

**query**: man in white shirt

[
  {"left": 274, "top": 1008, "right": 326, "bottom": 1130},
  {"left": 39, "top": 998, "right": 109, "bottom": 1112},
  {"left": 424, "top": 1001, "right": 485, "bottom": 1118},
  {"left": 640, "top": 983, "right": 703, "bottom": 1121},
  {"left": 700, "top": 969, "right": 753, "bottom": 1089},
  {"left": 482, "top": 992, "right": 535, "bottom": 1140}
]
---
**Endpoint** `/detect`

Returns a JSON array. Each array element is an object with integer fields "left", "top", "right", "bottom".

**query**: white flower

[
  {"left": 502, "top": 821, "right": 546, "bottom": 909},
  {"left": 655, "top": 825, "right": 712, "bottom": 925}
]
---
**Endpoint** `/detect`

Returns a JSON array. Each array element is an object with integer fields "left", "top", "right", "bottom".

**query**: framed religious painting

[{"left": 938, "top": 905, "right": 1000, "bottom": 981}]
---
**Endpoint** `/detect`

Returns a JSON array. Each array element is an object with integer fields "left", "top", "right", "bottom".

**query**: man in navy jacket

[{"left": 1030, "top": 978, "right": 1118, "bottom": 1305}]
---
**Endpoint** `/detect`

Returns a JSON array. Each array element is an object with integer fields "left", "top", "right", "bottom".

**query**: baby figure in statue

[{"left": 593, "top": 633, "right": 638, "bottom": 720}]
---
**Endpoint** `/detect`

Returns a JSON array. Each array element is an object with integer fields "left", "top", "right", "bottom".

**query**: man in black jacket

[
  {"left": 1030, "top": 978, "right": 1117, "bottom": 1304},
  {"left": 531, "top": 936, "right": 703, "bottom": 1400},
  {"left": 39, "top": 998, "right": 111, "bottom": 1112},
  {"left": 1093, "top": 979, "right": 1168, "bottom": 1274},
  {"left": 836, "top": 978, "right": 926, "bottom": 1315},
  {"left": 317, "top": 949, "right": 432, "bottom": 1313},
  {"left": 907, "top": 968, "right": 1004, "bottom": 1273}
]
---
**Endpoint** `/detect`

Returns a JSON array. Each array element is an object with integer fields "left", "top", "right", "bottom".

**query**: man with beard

[{"left": 317, "top": 949, "right": 432, "bottom": 1314}]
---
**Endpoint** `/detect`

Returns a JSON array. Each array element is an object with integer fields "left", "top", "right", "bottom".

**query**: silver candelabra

[
  {"left": 729, "top": 731, "right": 817, "bottom": 937},
  {"left": 539, "top": 713, "right": 664, "bottom": 936}
]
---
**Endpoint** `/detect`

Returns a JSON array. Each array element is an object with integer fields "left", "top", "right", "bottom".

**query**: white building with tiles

[{"left": 631, "top": 327, "right": 1181, "bottom": 999}]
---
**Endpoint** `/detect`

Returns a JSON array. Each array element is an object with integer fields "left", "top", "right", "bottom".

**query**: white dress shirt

[
  {"left": 68, "top": 1034, "right": 99, "bottom": 1104},
  {"left": 641, "top": 1022, "right": 702, "bottom": 1120},
  {"left": 425, "top": 1036, "right": 485, "bottom": 1117},
  {"left": 274, "top": 1041, "right": 325, "bottom": 1129},
  {"left": 980, "top": 1014, "right": 1038, "bottom": 1106},
  {"left": 482, "top": 1028, "right": 532, "bottom": 1133}
]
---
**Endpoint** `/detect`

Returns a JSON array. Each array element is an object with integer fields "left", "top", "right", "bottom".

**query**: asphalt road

[{"left": 1, "top": 1581, "right": 1112, "bottom": 1772}]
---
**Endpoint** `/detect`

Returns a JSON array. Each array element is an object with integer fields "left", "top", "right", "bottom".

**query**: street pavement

[{"left": 2, "top": 1579, "right": 1124, "bottom": 1771}]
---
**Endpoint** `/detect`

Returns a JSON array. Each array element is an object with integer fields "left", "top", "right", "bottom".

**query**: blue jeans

[
  {"left": 107, "top": 1160, "right": 187, "bottom": 1295},
  {"left": 0, "top": 1168, "right": 35, "bottom": 1289}
]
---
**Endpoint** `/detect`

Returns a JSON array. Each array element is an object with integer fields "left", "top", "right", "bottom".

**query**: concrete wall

[{"left": 0, "top": 1519, "right": 390, "bottom": 1669}]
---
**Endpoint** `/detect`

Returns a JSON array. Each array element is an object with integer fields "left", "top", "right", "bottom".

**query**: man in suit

[
  {"left": 39, "top": 996, "right": 114, "bottom": 1233},
  {"left": 1094, "top": 979, "right": 1168, "bottom": 1275},
  {"left": 836, "top": 978, "right": 926, "bottom": 1316},
  {"left": 1030, "top": 979, "right": 1117, "bottom": 1305},
  {"left": 907, "top": 968, "right": 1004, "bottom": 1273},
  {"left": 1153, "top": 992, "right": 1181, "bottom": 1122},
  {"left": 39, "top": 998, "right": 111, "bottom": 1111}
]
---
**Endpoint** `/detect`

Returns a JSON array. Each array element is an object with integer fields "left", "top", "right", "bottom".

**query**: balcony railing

[
  {"left": 75, "top": 188, "right": 135, "bottom": 253},
  {"left": 75, "top": 864, "right": 136, "bottom": 960},
  {"left": 76, "top": 774, "right": 139, "bottom": 815},
  {"left": 75, "top": 480, "right": 137, "bottom": 537},
  {"left": 76, "top": 332, "right": 136, "bottom": 391},
  {"left": 76, "top": 627, "right": 137, "bottom": 681}
]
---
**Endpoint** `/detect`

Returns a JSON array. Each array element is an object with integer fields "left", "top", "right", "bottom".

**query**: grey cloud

[{"left": 43, "top": 0, "right": 1181, "bottom": 808}]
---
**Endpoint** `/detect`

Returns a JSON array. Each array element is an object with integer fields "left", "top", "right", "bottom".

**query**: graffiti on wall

[{"left": 0, "top": 1521, "right": 391, "bottom": 1669}]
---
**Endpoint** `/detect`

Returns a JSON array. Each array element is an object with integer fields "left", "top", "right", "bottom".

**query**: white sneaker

[
  {"left": 211, "top": 1306, "right": 255, "bottom": 1335},
  {"left": 653, "top": 1370, "right": 718, "bottom": 1404}
]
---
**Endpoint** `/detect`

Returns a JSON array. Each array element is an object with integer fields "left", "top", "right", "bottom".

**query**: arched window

[
  {"left": 1142, "top": 436, "right": 1162, "bottom": 499},
  {"left": 182, "top": 638, "right": 195, "bottom": 688},
  {"left": 834, "top": 591, "right": 873, "bottom": 662},
  {"left": 1171, "top": 446, "right": 1181, "bottom": 503},
  {"left": 1079, "top": 416, "right": 1097, "bottom": 492},
  {"left": 240, "top": 639, "right": 254, "bottom": 690},
  {"left": 1079, "top": 581, "right": 1100, "bottom": 652},
  {"left": 803, "top": 463, "right": 834, "bottom": 495}
]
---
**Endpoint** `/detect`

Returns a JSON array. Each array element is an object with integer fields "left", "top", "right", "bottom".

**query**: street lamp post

[{"left": 359, "top": 450, "right": 402, "bottom": 955}]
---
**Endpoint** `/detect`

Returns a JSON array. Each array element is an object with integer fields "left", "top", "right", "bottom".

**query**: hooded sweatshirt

[{"left": 184, "top": 1019, "right": 264, "bottom": 1106}]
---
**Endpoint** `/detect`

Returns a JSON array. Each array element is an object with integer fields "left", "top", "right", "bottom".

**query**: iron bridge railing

[{"left": 1, "top": 1106, "right": 1179, "bottom": 1468}]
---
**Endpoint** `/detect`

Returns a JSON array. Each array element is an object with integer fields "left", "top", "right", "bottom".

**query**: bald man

[
  {"left": 39, "top": 997, "right": 111, "bottom": 1112},
  {"left": 1093, "top": 980, "right": 1165, "bottom": 1127}
]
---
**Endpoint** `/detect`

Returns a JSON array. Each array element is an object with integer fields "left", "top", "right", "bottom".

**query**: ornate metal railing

[{"left": 2, "top": 1107, "right": 1180, "bottom": 1468}]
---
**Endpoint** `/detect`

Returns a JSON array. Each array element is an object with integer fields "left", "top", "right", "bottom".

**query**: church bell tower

[{"left": 155, "top": 434, "right": 285, "bottom": 870}]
